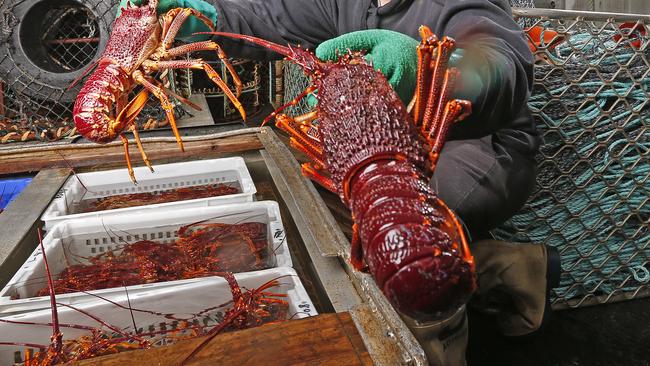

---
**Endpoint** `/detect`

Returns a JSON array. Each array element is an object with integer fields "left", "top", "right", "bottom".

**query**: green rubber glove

[
  {"left": 307, "top": 29, "right": 482, "bottom": 109},
  {"left": 117, "top": 0, "right": 217, "bottom": 42},
  {"left": 315, "top": 29, "right": 419, "bottom": 105}
]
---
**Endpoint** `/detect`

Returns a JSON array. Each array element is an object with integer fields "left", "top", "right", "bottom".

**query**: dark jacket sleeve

[
  {"left": 208, "top": 0, "right": 339, "bottom": 60},
  {"left": 434, "top": 0, "right": 534, "bottom": 138}
]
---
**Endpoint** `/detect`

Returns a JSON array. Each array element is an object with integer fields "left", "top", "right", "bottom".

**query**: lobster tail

[
  {"left": 312, "top": 61, "right": 475, "bottom": 318},
  {"left": 73, "top": 62, "right": 130, "bottom": 143},
  {"left": 350, "top": 160, "right": 475, "bottom": 318}
]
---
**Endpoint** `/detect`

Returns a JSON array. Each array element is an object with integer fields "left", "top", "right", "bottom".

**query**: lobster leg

[
  {"left": 143, "top": 59, "right": 246, "bottom": 121},
  {"left": 426, "top": 68, "right": 460, "bottom": 141},
  {"left": 428, "top": 99, "right": 471, "bottom": 169},
  {"left": 420, "top": 37, "right": 456, "bottom": 136},
  {"left": 120, "top": 134, "right": 137, "bottom": 184},
  {"left": 275, "top": 113, "right": 323, "bottom": 161},
  {"left": 116, "top": 89, "right": 155, "bottom": 174},
  {"left": 161, "top": 8, "right": 215, "bottom": 49},
  {"left": 301, "top": 162, "right": 336, "bottom": 193},
  {"left": 158, "top": 8, "right": 243, "bottom": 96},
  {"left": 411, "top": 29, "right": 437, "bottom": 124},
  {"left": 289, "top": 138, "right": 326, "bottom": 168},
  {"left": 163, "top": 41, "right": 243, "bottom": 97},
  {"left": 133, "top": 70, "right": 185, "bottom": 152},
  {"left": 130, "top": 125, "right": 154, "bottom": 173}
]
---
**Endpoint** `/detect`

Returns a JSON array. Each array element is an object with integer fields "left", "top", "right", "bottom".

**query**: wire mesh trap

[
  {"left": 281, "top": 10, "right": 650, "bottom": 308},
  {"left": 0, "top": 0, "right": 115, "bottom": 143}
]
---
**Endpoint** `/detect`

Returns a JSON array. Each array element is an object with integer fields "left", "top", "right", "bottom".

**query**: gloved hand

[
  {"left": 308, "top": 29, "right": 483, "bottom": 108},
  {"left": 315, "top": 29, "right": 419, "bottom": 104},
  {"left": 116, "top": 0, "right": 217, "bottom": 42}
]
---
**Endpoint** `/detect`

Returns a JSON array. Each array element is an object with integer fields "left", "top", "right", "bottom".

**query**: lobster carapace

[
  {"left": 73, "top": 0, "right": 245, "bottom": 183},
  {"left": 204, "top": 26, "right": 477, "bottom": 319}
]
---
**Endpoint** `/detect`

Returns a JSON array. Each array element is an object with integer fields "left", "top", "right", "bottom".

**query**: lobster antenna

[
  {"left": 195, "top": 32, "right": 293, "bottom": 58},
  {"left": 66, "top": 59, "right": 100, "bottom": 90},
  {"left": 38, "top": 228, "right": 63, "bottom": 352}
]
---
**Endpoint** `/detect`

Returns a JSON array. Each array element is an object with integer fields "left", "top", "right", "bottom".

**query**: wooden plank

[
  {"left": 0, "top": 169, "right": 69, "bottom": 287},
  {"left": 0, "top": 132, "right": 263, "bottom": 175},
  {"left": 71, "top": 313, "right": 373, "bottom": 366}
]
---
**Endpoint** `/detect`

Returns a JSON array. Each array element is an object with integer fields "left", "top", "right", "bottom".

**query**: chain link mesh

[
  {"left": 281, "top": 10, "right": 649, "bottom": 308},
  {"left": 42, "top": 6, "right": 100, "bottom": 72}
]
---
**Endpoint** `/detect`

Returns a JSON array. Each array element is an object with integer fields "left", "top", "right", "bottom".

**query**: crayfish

[
  {"left": 206, "top": 26, "right": 477, "bottom": 319},
  {"left": 73, "top": 0, "right": 245, "bottom": 183}
]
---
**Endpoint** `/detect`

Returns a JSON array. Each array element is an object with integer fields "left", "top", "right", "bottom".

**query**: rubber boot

[
  {"left": 469, "top": 239, "right": 561, "bottom": 337},
  {"left": 401, "top": 306, "right": 468, "bottom": 366}
]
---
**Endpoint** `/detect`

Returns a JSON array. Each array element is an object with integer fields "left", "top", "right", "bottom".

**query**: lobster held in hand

[
  {"left": 205, "top": 26, "right": 476, "bottom": 319},
  {"left": 73, "top": 0, "right": 245, "bottom": 183}
]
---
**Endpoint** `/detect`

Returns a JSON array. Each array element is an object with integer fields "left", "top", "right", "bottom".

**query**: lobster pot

[
  {"left": 41, "top": 157, "right": 256, "bottom": 230},
  {"left": 0, "top": 267, "right": 316, "bottom": 364},
  {"left": 0, "top": 0, "right": 116, "bottom": 143},
  {"left": 1, "top": 201, "right": 291, "bottom": 314},
  {"left": 491, "top": 9, "right": 650, "bottom": 309}
]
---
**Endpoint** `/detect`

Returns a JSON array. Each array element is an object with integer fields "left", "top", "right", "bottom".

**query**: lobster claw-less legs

[
  {"left": 411, "top": 25, "right": 472, "bottom": 171},
  {"left": 301, "top": 162, "right": 336, "bottom": 193},
  {"left": 164, "top": 41, "right": 243, "bottom": 96},
  {"left": 273, "top": 112, "right": 334, "bottom": 193},
  {"left": 144, "top": 59, "right": 246, "bottom": 121},
  {"left": 157, "top": 7, "right": 244, "bottom": 105},
  {"left": 132, "top": 69, "right": 185, "bottom": 152},
  {"left": 130, "top": 125, "right": 153, "bottom": 173},
  {"left": 115, "top": 89, "right": 153, "bottom": 182},
  {"left": 120, "top": 135, "right": 137, "bottom": 184},
  {"left": 275, "top": 113, "right": 323, "bottom": 165}
]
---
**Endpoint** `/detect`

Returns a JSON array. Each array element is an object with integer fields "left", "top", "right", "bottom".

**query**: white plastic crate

[
  {"left": 0, "top": 268, "right": 316, "bottom": 364},
  {"left": 1, "top": 201, "right": 291, "bottom": 314},
  {"left": 41, "top": 157, "right": 256, "bottom": 230}
]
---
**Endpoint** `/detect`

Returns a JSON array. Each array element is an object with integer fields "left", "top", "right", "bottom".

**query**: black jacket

[{"left": 210, "top": 0, "right": 540, "bottom": 156}]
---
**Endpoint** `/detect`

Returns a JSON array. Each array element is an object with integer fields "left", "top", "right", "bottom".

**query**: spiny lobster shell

[
  {"left": 316, "top": 58, "right": 475, "bottom": 318},
  {"left": 206, "top": 31, "right": 476, "bottom": 319}
]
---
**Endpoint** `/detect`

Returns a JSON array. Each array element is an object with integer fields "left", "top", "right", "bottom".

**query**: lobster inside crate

[
  {"left": 0, "top": 267, "right": 316, "bottom": 364},
  {"left": 41, "top": 157, "right": 256, "bottom": 230},
  {"left": 0, "top": 201, "right": 291, "bottom": 315}
]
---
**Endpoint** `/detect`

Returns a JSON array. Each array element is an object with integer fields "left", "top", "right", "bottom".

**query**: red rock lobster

[
  {"left": 72, "top": 0, "right": 244, "bottom": 183},
  {"left": 205, "top": 26, "right": 477, "bottom": 319}
]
